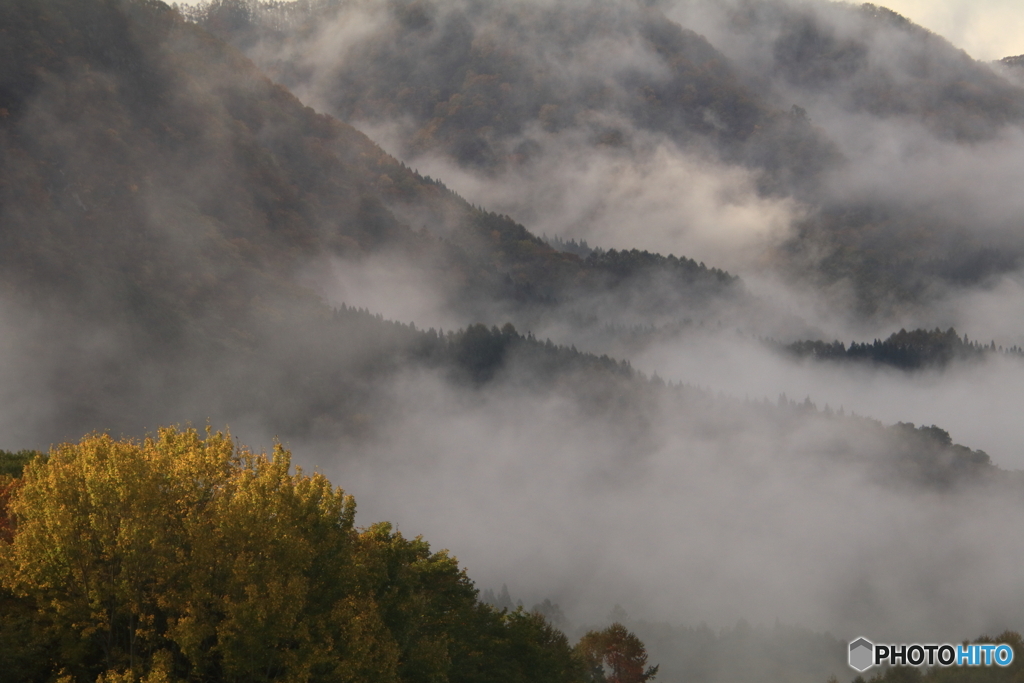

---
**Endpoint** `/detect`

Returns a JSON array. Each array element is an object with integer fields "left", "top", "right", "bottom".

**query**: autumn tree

[
  {"left": 0, "top": 474, "right": 18, "bottom": 544},
  {"left": 0, "top": 427, "right": 396, "bottom": 683},
  {"left": 575, "top": 623, "right": 658, "bottom": 683}
]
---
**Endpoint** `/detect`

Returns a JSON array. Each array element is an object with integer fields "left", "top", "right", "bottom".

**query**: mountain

[
  {"left": 703, "top": 0, "right": 1024, "bottom": 310},
  {"left": 190, "top": 0, "right": 1024, "bottom": 317},
  {"left": 716, "top": 2, "right": 1024, "bottom": 140},
  {"left": 0, "top": 0, "right": 740, "bottom": 317},
  {"left": 0, "top": 0, "right": 744, "bottom": 444},
  {"left": 189, "top": 0, "right": 839, "bottom": 195}
]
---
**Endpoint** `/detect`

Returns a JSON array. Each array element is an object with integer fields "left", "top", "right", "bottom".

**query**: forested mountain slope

[
  {"left": 189, "top": 0, "right": 839, "bottom": 195},
  {"left": 0, "top": 0, "right": 739, "bottom": 323},
  {"left": 693, "top": 0, "right": 1024, "bottom": 309},
  {"left": 0, "top": 0, "right": 741, "bottom": 443},
  {"left": 191, "top": 0, "right": 1024, "bottom": 317},
  {"left": 693, "top": 1, "right": 1024, "bottom": 139}
]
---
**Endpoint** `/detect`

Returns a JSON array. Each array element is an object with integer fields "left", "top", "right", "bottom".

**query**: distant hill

[
  {"left": 1000, "top": 55, "right": 1024, "bottom": 68},
  {"left": 187, "top": 0, "right": 840, "bottom": 196},
  {"left": 727, "top": 2, "right": 1024, "bottom": 139},
  {"left": 998, "top": 54, "right": 1024, "bottom": 85},
  {"left": 775, "top": 327, "right": 1024, "bottom": 370}
]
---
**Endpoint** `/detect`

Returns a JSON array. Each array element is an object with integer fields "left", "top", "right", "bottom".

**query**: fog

[
  {"left": 209, "top": 0, "right": 1024, "bottom": 651},
  {"left": 308, "top": 359, "right": 1024, "bottom": 646},
  {"left": 359, "top": 121, "right": 803, "bottom": 273},
  {"left": 821, "top": 120, "right": 1024, "bottom": 237},
  {"left": 633, "top": 329, "right": 1024, "bottom": 467},
  {"left": 667, "top": 0, "right": 1024, "bottom": 243},
  {"left": 305, "top": 251, "right": 469, "bottom": 331},
  {"left": 286, "top": 250, "right": 1024, "bottom": 660}
]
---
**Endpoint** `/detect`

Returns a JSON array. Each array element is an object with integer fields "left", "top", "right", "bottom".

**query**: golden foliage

[{"left": 0, "top": 427, "right": 398, "bottom": 683}]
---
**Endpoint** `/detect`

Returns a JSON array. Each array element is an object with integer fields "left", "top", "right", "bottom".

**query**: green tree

[
  {"left": 0, "top": 449, "right": 40, "bottom": 478},
  {"left": 358, "top": 522, "right": 474, "bottom": 683}
]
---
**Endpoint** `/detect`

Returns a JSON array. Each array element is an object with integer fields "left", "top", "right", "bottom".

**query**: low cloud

[
  {"left": 307, "top": 361, "right": 1024, "bottom": 645},
  {"left": 372, "top": 123, "right": 803, "bottom": 273},
  {"left": 305, "top": 251, "right": 470, "bottom": 332}
]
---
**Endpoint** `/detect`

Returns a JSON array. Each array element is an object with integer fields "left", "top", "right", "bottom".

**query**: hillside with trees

[
  {"left": 0, "top": 0, "right": 740, "bottom": 334},
  {"left": 776, "top": 327, "right": 1024, "bottom": 370},
  {"left": 0, "top": 0, "right": 745, "bottom": 445},
  {"left": 186, "top": 0, "right": 839, "bottom": 194},
  {"left": 186, "top": 0, "right": 1024, "bottom": 317}
]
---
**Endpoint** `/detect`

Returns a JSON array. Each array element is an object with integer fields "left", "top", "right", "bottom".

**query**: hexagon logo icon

[{"left": 849, "top": 638, "right": 874, "bottom": 672}]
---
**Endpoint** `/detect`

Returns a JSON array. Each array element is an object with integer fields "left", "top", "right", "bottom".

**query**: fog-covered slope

[
  {"left": 0, "top": 0, "right": 748, "bottom": 442},
  {"left": 192, "top": 0, "right": 1024, "bottom": 319}
]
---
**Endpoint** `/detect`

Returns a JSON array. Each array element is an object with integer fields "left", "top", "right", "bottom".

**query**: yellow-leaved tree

[{"left": 0, "top": 427, "right": 398, "bottom": 683}]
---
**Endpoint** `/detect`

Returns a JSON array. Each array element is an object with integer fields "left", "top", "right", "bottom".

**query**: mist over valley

[{"left": 3, "top": 1, "right": 1024, "bottom": 681}]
